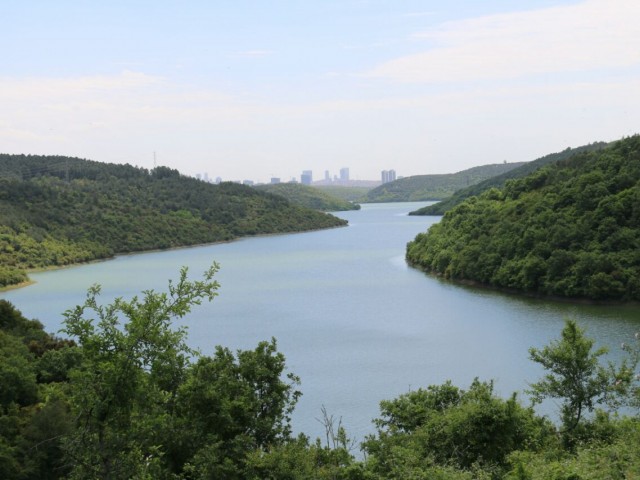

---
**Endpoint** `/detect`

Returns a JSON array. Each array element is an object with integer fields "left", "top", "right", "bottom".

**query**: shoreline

[
  {"left": 406, "top": 259, "right": 640, "bottom": 307},
  {"left": 1, "top": 223, "right": 349, "bottom": 292},
  {"left": 0, "top": 280, "right": 36, "bottom": 292}
]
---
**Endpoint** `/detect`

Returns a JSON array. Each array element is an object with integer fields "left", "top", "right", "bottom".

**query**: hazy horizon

[{"left": 2, "top": 0, "right": 638, "bottom": 184}]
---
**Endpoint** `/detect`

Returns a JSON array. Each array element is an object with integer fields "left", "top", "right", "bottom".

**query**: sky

[{"left": 2, "top": 0, "right": 639, "bottom": 184}]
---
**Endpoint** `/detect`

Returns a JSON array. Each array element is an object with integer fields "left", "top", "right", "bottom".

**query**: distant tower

[
  {"left": 389, "top": 169, "right": 396, "bottom": 182},
  {"left": 270, "top": 177, "right": 281, "bottom": 184},
  {"left": 324, "top": 170, "right": 330, "bottom": 181},
  {"left": 301, "top": 170, "right": 313, "bottom": 185},
  {"left": 339, "top": 167, "right": 349, "bottom": 182}
]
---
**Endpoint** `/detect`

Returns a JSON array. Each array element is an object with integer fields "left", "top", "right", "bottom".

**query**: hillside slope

[
  {"left": 410, "top": 142, "right": 608, "bottom": 215},
  {"left": 255, "top": 183, "right": 360, "bottom": 211},
  {"left": 0, "top": 155, "right": 347, "bottom": 287},
  {"left": 406, "top": 136, "right": 640, "bottom": 301},
  {"left": 361, "top": 163, "right": 524, "bottom": 203}
]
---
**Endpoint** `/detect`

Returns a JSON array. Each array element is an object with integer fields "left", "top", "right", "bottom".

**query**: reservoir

[{"left": 2, "top": 202, "right": 639, "bottom": 444}]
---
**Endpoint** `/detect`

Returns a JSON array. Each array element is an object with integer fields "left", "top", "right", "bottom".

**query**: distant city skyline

[{"left": 197, "top": 166, "right": 385, "bottom": 186}]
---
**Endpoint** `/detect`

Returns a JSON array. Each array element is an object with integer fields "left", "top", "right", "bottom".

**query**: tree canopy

[
  {"left": 0, "top": 154, "right": 347, "bottom": 288},
  {"left": 255, "top": 183, "right": 361, "bottom": 211},
  {"left": 361, "top": 162, "right": 524, "bottom": 203},
  {"left": 406, "top": 136, "right": 640, "bottom": 301},
  {"left": 410, "top": 141, "right": 608, "bottom": 216}
]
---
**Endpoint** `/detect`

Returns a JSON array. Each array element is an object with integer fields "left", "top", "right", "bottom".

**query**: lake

[{"left": 2, "top": 202, "right": 639, "bottom": 444}]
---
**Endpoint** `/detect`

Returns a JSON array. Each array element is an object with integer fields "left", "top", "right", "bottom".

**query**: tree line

[
  {"left": 1, "top": 266, "right": 639, "bottom": 479},
  {"left": 255, "top": 183, "right": 361, "bottom": 212},
  {"left": 362, "top": 163, "right": 525, "bottom": 203},
  {"left": 407, "top": 135, "right": 640, "bottom": 301},
  {"left": 0, "top": 154, "right": 347, "bottom": 288},
  {"left": 410, "top": 141, "right": 608, "bottom": 216}
]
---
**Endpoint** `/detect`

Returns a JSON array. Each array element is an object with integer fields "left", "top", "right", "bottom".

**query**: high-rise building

[
  {"left": 381, "top": 169, "right": 396, "bottom": 184},
  {"left": 340, "top": 167, "right": 349, "bottom": 182},
  {"left": 270, "top": 177, "right": 281, "bottom": 184},
  {"left": 388, "top": 169, "right": 396, "bottom": 182},
  {"left": 325, "top": 170, "right": 330, "bottom": 181},
  {"left": 301, "top": 170, "right": 313, "bottom": 185}
]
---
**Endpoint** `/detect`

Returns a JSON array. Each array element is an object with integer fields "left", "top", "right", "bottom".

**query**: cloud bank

[{"left": 367, "top": 0, "right": 640, "bottom": 83}]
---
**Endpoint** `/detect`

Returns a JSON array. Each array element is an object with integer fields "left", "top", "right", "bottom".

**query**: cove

[{"left": 2, "top": 202, "right": 639, "bottom": 443}]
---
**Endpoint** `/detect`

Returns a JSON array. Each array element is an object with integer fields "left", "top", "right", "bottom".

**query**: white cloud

[
  {"left": 367, "top": 0, "right": 640, "bottom": 83},
  {"left": 0, "top": 71, "right": 162, "bottom": 100}
]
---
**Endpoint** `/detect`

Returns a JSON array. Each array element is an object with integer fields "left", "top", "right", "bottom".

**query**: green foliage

[
  {"left": 363, "top": 379, "right": 549, "bottom": 477},
  {"left": 56, "top": 264, "right": 303, "bottom": 479},
  {"left": 362, "top": 163, "right": 524, "bottom": 203},
  {"left": 505, "top": 417, "right": 640, "bottom": 479},
  {"left": 406, "top": 136, "right": 640, "bottom": 301},
  {"left": 256, "top": 183, "right": 361, "bottom": 211},
  {"left": 528, "top": 320, "right": 614, "bottom": 444},
  {"left": 411, "top": 141, "right": 608, "bottom": 215},
  {"left": 245, "top": 433, "right": 367, "bottom": 480},
  {"left": 0, "top": 154, "right": 347, "bottom": 288},
  {"left": 60, "top": 264, "right": 220, "bottom": 479},
  {"left": 315, "top": 185, "right": 373, "bottom": 203},
  {"left": 169, "top": 339, "right": 301, "bottom": 477},
  {"left": 0, "top": 301, "right": 76, "bottom": 479}
]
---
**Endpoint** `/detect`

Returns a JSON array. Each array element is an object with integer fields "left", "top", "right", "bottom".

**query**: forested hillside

[
  {"left": 410, "top": 141, "right": 608, "bottom": 215},
  {"left": 255, "top": 183, "right": 360, "bottom": 211},
  {"left": 315, "top": 185, "right": 372, "bottom": 202},
  {"left": 361, "top": 162, "right": 524, "bottom": 203},
  {"left": 1, "top": 268, "right": 639, "bottom": 479},
  {"left": 0, "top": 154, "right": 346, "bottom": 288},
  {"left": 406, "top": 136, "right": 640, "bottom": 301}
]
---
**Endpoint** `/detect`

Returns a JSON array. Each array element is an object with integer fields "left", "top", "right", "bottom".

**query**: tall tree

[
  {"left": 528, "top": 320, "right": 612, "bottom": 436},
  {"left": 61, "top": 264, "right": 220, "bottom": 479}
]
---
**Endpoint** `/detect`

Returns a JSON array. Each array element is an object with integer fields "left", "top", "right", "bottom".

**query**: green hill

[
  {"left": 0, "top": 154, "right": 347, "bottom": 288},
  {"left": 410, "top": 142, "right": 608, "bottom": 215},
  {"left": 361, "top": 163, "right": 525, "bottom": 203},
  {"left": 314, "top": 185, "right": 372, "bottom": 202},
  {"left": 406, "top": 136, "right": 640, "bottom": 301},
  {"left": 255, "top": 183, "right": 360, "bottom": 211}
]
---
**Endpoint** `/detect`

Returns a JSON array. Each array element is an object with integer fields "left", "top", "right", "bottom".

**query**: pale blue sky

[{"left": 2, "top": 0, "right": 639, "bottom": 183}]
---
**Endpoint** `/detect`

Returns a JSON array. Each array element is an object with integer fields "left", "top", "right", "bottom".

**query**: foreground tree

[
  {"left": 60, "top": 264, "right": 302, "bottom": 479},
  {"left": 363, "top": 379, "right": 549, "bottom": 476},
  {"left": 61, "top": 264, "right": 221, "bottom": 478},
  {"left": 527, "top": 320, "right": 615, "bottom": 444}
]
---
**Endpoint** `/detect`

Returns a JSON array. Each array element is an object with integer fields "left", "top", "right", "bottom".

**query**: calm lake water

[{"left": 3, "top": 202, "right": 639, "bottom": 443}]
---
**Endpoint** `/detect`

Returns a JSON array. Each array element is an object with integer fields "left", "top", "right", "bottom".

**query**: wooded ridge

[
  {"left": 410, "top": 141, "right": 608, "bottom": 215},
  {"left": 255, "top": 182, "right": 361, "bottom": 211},
  {"left": 406, "top": 136, "right": 640, "bottom": 301},
  {"left": 0, "top": 154, "right": 347, "bottom": 288},
  {"left": 361, "top": 162, "right": 525, "bottom": 203}
]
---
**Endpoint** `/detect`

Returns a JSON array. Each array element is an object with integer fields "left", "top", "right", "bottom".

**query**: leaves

[
  {"left": 0, "top": 154, "right": 347, "bottom": 288},
  {"left": 527, "top": 320, "right": 612, "bottom": 439},
  {"left": 407, "top": 135, "right": 640, "bottom": 301}
]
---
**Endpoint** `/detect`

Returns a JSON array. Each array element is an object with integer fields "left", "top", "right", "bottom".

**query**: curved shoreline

[
  {"left": 1, "top": 222, "right": 349, "bottom": 292},
  {"left": 406, "top": 259, "right": 640, "bottom": 307}
]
